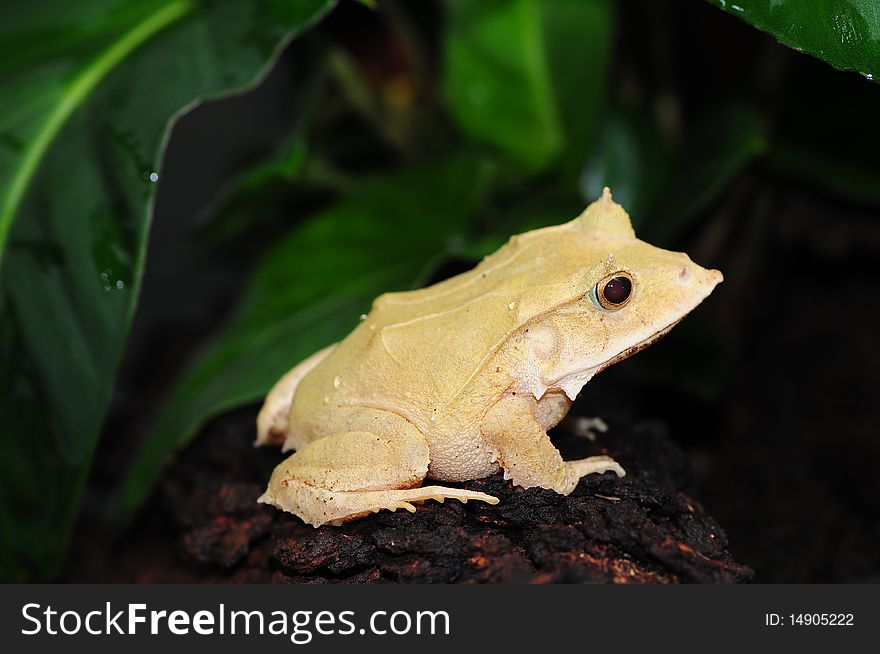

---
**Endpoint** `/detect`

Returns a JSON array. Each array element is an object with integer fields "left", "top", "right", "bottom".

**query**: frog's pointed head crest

[{"left": 574, "top": 187, "right": 635, "bottom": 241}]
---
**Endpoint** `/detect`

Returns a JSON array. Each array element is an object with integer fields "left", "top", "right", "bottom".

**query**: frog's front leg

[
  {"left": 481, "top": 393, "right": 625, "bottom": 495},
  {"left": 535, "top": 392, "right": 608, "bottom": 441},
  {"left": 258, "top": 411, "right": 498, "bottom": 526}
]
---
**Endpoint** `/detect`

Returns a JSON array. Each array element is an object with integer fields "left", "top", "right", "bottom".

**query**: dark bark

[{"left": 102, "top": 406, "right": 752, "bottom": 583}]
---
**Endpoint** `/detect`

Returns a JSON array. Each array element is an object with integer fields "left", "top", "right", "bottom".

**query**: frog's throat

[
  {"left": 550, "top": 317, "right": 683, "bottom": 399},
  {"left": 593, "top": 318, "right": 681, "bottom": 374}
]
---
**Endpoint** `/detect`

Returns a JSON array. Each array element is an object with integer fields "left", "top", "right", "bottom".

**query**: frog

[{"left": 255, "top": 188, "right": 723, "bottom": 527}]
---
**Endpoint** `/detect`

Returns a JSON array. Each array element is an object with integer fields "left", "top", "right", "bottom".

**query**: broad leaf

[
  {"left": 647, "top": 105, "right": 764, "bottom": 244},
  {"left": 0, "top": 0, "right": 332, "bottom": 580},
  {"left": 121, "top": 157, "right": 495, "bottom": 519},
  {"left": 580, "top": 109, "right": 673, "bottom": 225},
  {"left": 582, "top": 104, "right": 764, "bottom": 245},
  {"left": 707, "top": 0, "right": 880, "bottom": 80},
  {"left": 444, "top": 0, "right": 612, "bottom": 171}
]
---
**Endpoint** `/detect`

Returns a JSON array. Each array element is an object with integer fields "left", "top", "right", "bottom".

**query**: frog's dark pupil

[{"left": 603, "top": 276, "right": 632, "bottom": 305}]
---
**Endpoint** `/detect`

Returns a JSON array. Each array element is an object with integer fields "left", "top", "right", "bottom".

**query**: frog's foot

[
  {"left": 257, "top": 421, "right": 498, "bottom": 527},
  {"left": 549, "top": 455, "right": 626, "bottom": 494},
  {"left": 561, "top": 415, "right": 608, "bottom": 442},
  {"left": 260, "top": 483, "right": 498, "bottom": 527},
  {"left": 387, "top": 485, "right": 499, "bottom": 509},
  {"left": 567, "top": 455, "right": 625, "bottom": 481}
]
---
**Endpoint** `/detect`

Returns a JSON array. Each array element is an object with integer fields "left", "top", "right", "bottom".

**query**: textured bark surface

[
  {"left": 65, "top": 409, "right": 752, "bottom": 583},
  {"left": 75, "top": 406, "right": 752, "bottom": 583}
]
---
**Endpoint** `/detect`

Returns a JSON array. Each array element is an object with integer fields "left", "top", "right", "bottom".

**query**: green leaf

[
  {"left": 581, "top": 104, "right": 764, "bottom": 245},
  {"left": 444, "top": 0, "right": 612, "bottom": 170},
  {"left": 0, "top": 0, "right": 332, "bottom": 580},
  {"left": 192, "top": 75, "right": 327, "bottom": 249},
  {"left": 706, "top": 0, "right": 880, "bottom": 80},
  {"left": 120, "top": 156, "right": 495, "bottom": 520},
  {"left": 580, "top": 109, "right": 673, "bottom": 225},
  {"left": 647, "top": 105, "right": 764, "bottom": 244},
  {"left": 458, "top": 181, "right": 585, "bottom": 260}
]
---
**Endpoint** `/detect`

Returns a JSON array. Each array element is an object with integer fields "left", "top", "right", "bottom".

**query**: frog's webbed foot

[
  {"left": 561, "top": 415, "right": 608, "bottom": 442},
  {"left": 261, "top": 483, "right": 498, "bottom": 527},
  {"left": 258, "top": 422, "right": 498, "bottom": 527},
  {"left": 567, "top": 455, "right": 625, "bottom": 480}
]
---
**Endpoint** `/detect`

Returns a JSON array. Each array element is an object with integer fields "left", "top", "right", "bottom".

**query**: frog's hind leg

[
  {"left": 255, "top": 343, "right": 337, "bottom": 446},
  {"left": 258, "top": 417, "right": 498, "bottom": 527}
]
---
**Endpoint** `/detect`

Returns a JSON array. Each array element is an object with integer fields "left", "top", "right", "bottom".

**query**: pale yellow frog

[{"left": 255, "top": 188, "right": 722, "bottom": 527}]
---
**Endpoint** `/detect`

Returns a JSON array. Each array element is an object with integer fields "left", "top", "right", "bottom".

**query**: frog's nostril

[{"left": 676, "top": 265, "right": 696, "bottom": 287}]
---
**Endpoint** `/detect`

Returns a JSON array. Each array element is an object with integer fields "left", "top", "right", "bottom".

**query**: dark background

[{"left": 70, "top": 0, "right": 880, "bottom": 583}]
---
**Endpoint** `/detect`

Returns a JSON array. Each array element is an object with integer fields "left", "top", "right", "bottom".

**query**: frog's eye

[{"left": 595, "top": 271, "right": 633, "bottom": 310}]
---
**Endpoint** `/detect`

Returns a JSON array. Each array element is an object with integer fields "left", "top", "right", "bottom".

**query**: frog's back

[
  {"left": 290, "top": 200, "right": 630, "bottom": 435},
  {"left": 291, "top": 274, "right": 523, "bottom": 431},
  {"left": 292, "top": 230, "right": 575, "bottom": 426}
]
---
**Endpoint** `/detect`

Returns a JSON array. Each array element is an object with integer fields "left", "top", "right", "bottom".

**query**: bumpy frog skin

[{"left": 255, "top": 189, "right": 723, "bottom": 527}]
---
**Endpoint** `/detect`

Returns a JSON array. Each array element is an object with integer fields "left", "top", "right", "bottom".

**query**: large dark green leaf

[
  {"left": 444, "top": 0, "right": 612, "bottom": 171},
  {"left": 120, "top": 156, "right": 495, "bottom": 520},
  {"left": 0, "top": 0, "right": 332, "bottom": 580},
  {"left": 581, "top": 104, "right": 764, "bottom": 245},
  {"left": 646, "top": 105, "right": 764, "bottom": 244},
  {"left": 707, "top": 0, "right": 880, "bottom": 80},
  {"left": 580, "top": 109, "right": 673, "bottom": 224}
]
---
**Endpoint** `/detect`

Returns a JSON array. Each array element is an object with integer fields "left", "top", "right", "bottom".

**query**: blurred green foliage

[
  {"left": 582, "top": 104, "right": 764, "bottom": 245},
  {"left": 445, "top": 0, "right": 611, "bottom": 171},
  {"left": 2, "top": 0, "right": 880, "bottom": 580},
  {"left": 709, "top": 0, "right": 880, "bottom": 80}
]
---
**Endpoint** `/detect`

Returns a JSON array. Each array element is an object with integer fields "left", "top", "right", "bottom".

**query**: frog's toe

[
  {"left": 399, "top": 485, "right": 500, "bottom": 505},
  {"left": 377, "top": 500, "right": 417, "bottom": 514}
]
